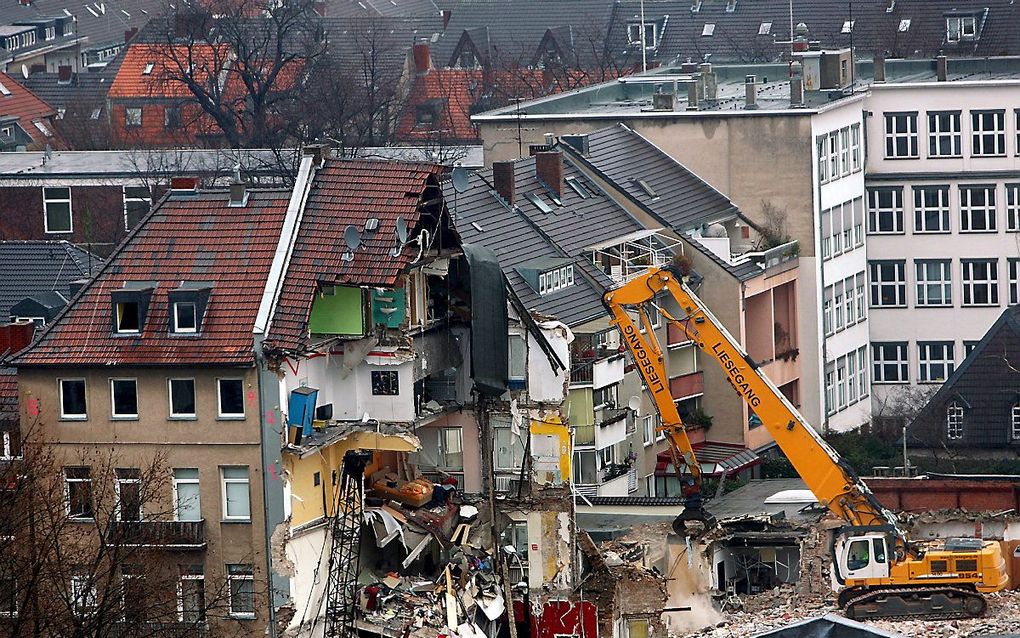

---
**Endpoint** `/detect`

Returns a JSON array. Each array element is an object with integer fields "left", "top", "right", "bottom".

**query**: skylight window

[
  {"left": 841, "top": 20, "right": 854, "bottom": 34},
  {"left": 33, "top": 121, "right": 53, "bottom": 137},
  {"left": 526, "top": 192, "right": 554, "bottom": 214},
  {"left": 565, "top": 176, "right": 589, "bottom": 199},
  {"left": 898, "top": 19, "right": 911, "bottom": 32},
  {"left": 142, "top": 62, "right": 154, "bottom": 75},
  {"left": 758, "top": 22, "right": 772, "bottom": 35},
  {"left": 702, "top": 23, "right": 715, "bottom": 37},
  {"left": 0, "top": 82, "right": 9, "bottom": 96},
  {"left": 633, "top": 178, "right": 658, "bottom": 199}
]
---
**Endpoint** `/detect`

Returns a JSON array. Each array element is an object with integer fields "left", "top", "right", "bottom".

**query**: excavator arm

[{"left": 604, "top": 260, "right": 907, "bottom": 547}]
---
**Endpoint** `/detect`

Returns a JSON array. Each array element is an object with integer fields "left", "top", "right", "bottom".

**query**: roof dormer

[{"left": 111, "top": 282, "right": 155, "bottom": 335}]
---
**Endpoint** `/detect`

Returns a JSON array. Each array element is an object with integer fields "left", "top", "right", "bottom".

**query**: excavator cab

[{"left": 839, "top": 533, "right": 891, "bottom": 582}]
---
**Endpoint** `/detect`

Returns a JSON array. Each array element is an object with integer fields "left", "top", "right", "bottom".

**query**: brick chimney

[
  {"left": 124, "top": 27, "right": 138, "bottom": 43},
  {"left": 535, "top": 151, "right": 563, "bottom": 199},
  {"left": 492, "top": 161, "right": 516, "bottom": 205},
  {"left": 0, "top": 321, "right": 35, "bottom": 358},
  {"left": 412, "top": 42, "right": 432, "bottom": 75},
  {"left": 57, "top": 65, "right": 72, "bottom": 84}
]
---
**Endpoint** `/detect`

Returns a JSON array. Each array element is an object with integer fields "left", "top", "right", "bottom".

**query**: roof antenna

[{"left": 43, "top": 143, "right": 52, "bottom": 166}]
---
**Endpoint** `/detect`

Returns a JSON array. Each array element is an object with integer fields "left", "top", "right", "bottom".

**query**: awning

[{"left": 655, "top": 441, "right": 760, "bottom": 478}]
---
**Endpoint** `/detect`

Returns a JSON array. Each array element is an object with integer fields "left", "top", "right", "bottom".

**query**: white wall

[{"left": 528, "top": 321, "right": 571, "bottom": 403}]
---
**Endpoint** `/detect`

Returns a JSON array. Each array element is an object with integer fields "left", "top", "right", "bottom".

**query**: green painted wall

[
  {"left": 371, "top": 288, "right": 406, "bottom": 328},
  {"left": 308, "top": 286, "right": 364, "bottom": 335}
]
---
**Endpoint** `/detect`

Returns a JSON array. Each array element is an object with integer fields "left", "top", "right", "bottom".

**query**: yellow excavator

[{"left": 603, "top": 258, "right": 1009, "bottom": 619}]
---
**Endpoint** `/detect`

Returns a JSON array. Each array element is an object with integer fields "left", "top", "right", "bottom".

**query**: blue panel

[{"left": 288, "top": 387, "right": 319, "bottom": 436}]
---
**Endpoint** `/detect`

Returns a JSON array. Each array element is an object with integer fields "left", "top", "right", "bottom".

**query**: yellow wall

[{"left": 530, "top": 414, "right": 572, "bottom": 484}]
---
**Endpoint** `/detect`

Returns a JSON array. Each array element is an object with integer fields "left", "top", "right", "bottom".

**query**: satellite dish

[
  {"left": 389, "top": 243, "right": 402, "bottom": 258},
  {"left": 343, "top": 225, "right": 362, "bottom": 251},
  {"left": 20, "top": 65, "right": 28, "bottom": 80},
  {"left": 451, "top": 166, "right": 469, "bottom": 193},
  {"left": 395, "top": 216, "right": 408, "bottom": 244},
  {"left": 627, "top": 396, "right": 642, "bottom": 412}
]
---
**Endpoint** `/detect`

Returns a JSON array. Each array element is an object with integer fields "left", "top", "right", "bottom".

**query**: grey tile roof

[
  {"left": 324, "top": 0, "right": 440, "bottom": 17},
  {"left": 20, "top": 71, "right": 112, "bottom": 110},
  {"left": 448, "top": 158, "right": 628, "bottom": 327},
  {"left": 2, "top": 0, "right": 165, "bottom": 51},
  {"left": 0, "top": 240, "right": 101, "bottom": 320}
]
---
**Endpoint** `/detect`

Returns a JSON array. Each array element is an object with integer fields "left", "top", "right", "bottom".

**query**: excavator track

[{"left": 842, "top": 586, "right": 987, "bottom": 621}]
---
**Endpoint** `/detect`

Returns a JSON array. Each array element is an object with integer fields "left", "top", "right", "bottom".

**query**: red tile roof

[
  {"left": 263, "top": 159, "right": 445, "bottom": 354},
  {"left": 0, "top": 72, "right": 61, "bottom": 149},
  {"left": 0, "top": 368, "right": 16, "bottom": 423},
  {"left": 14, "top": 188, "right": 291, "bottom": 367},
  {"left": 109, "top": 43, "right": 232, "bottom": 99}
]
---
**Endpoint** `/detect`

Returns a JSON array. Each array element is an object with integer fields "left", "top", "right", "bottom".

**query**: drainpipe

[{"left": 815, "top": 145, "right": 830, "bottom": 433}]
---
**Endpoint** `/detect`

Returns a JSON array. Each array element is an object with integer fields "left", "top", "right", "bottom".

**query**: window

[
  {"left": 858, "top": 347, "right": 869, "bottom": 398},
  {"left": 758, "top": 22, "right": 772, "bottom": 35},
  {"left": 220, "top": 467, "right": 250, "bottom": 521},
  {"left": 844, "top": 277, "right": 856, "bottom": 327},
  {"left": 872, "top": 343, "right": 908, "bottom": 383},
  {"left": 110, "top": 379, "right": 138, "bottom": 418},
  {"left": 899, "top": 18, "right": 911, "bottom": 32},
  {"left": 850, "top": 124, "right": 861, "bottom": 171},
  {"left": 855, "top": 273, "right": 867, "bottom": 320},
  {"left": 642, "top": 415, "right": 654, "bottom": 446},
  {"left": 59, "top": 378, "right": 87, "bottom": 419},
  {"left": 884, "top": 112, "right": 918, "bottom": 158},
  {"left": 508, "top": 334, "right": 526, "bottom": 382},
  {"left": 839, "top": 128, "right": 851, "bottom": 176},
  {"left": 841, "top": 20, "right": 854, "bottom": 33},
  {"left": 173, "top": 469, "right": 201, "bottom": 521},
  {"left": 1012, "top": 404, "right": 1020, "bottom": 441},
  {"left": 115, "top": 301, "right": 140, "bottom": 333},
  {"left": 959, "top": 185, "right": 996, "bottom": 232},
  {"left": 828, "top": 132, "right": 839, "bottom": 179},
  {"left": 169, "top": 378, "right": 196, "bottom": 418},
  {"left": 627, "top": 22, "right": 657, "bottom": 48},
  {"left": 836, "top": 360, "right": 847, "bottom": 409},
  {"left": 217, "top": 378, "right": 245, "bottom": 417},
  {"left": 593, "top": 383, "right": 618, "bottom": 409},
  {"left": 701, "top": 23, "right": 715, "bottom": 37},
  {"left": 913, "top": 186, "right": 950, "bottom": 233},
  {"left": 0, "top": 429, "right": 20, "bottom": 460},
  {"left": 627, "top": 618, "right": 650, "bottom": 638},
  {"left": 869, "top": 261, "right": 907, "bottom": 307},
  {"left": 539, "top": 265, "right": 574, "bottom": 295},
  {"left": 918, "top": 342, "right": 955, "bottom": 383},
  {"left": 915, "top": 260, "right": 952, "bottom": 306},
  {"left": 1007, "top": 184, "right": 1020, "bottom": 231},
  {"left": 164, "top": 105, "right": 181, "bottom": 130},
  {"left": 437, "top": 428, "right": 463, "bottom": 470},
  {"left": 65, "top": 467, "right": 94, "bottom": 520},
  {"left": 847, "top": 354, "right": 857, "bottom": 403},
  {"left": 125, "top": 107, "right": 142, "bottom": 127},
  {"left": 824, "top": 363, "right": 835, "bottom": 416},
  {"left": 946, "top": 401, "right": 964, "bottom": 440},
  {"left": 123, "top": 185, "right": 150, "bottom": 231},
  {"left": 493, "top": 420, "right": 526, "bottom": 471},
  {"left": 947, "top": 16, "right": 977, "bottom": 42},
  {"left": 1010, "top": 258, "right": 1020, "bottom": 305},
  {"left": 817, "top": 136, "right": 828, "bottom": 183},
  {"left": 823, "top": 294, "right": 832, "bottom": 336},
  {"left": 962, "top": 259, "right": 999, "bottom": 306},
  {"left": 964, "top": 341, "right": 980, "bottom": 358},
  {"left": 115, "top": 468, "right": 142, "bottom": 522},
  {"left": 70, "top": 574, "right": 97, "bottom": 617},
  {"left": 227, "top": 564, "right": 255, "bottom": 618},
  {"left": 868, "top": 188, "right": 903, "bottom": 233},
  {"left": 178, "top": 565, "right": 205, "bottom": 624},
  {"left": 0, "top": 568, "right": 14, "bottom": 617},
  {"left": 834, "top": 285, "right": 845, "bottom": 332},
  {"left": 573, "top": 449, "right": 598, "bottom": 484},
  {"left": 927, "top": 111, "right": 962, "bottom": 157},
  {"left": 370, "top": 370, "right": 399, "bottom": 396},
  {"left": 971, "top": 111, "right": 1005, "bottom": 156},
  {"left": 173, "top": 302, "right": 197, "bottom": 333},
  {"left": 43, "top": 187, "right": 72, "bottom": 233}
]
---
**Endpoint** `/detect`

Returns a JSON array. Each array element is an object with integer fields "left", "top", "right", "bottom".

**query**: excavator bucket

[{"left": 672, "top": 505, "right": 718, "bottom": 538}]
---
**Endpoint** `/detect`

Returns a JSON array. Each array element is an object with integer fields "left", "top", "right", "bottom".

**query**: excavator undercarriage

[{"left": 839, "top": 586, "right": 987, "bottom": 620}]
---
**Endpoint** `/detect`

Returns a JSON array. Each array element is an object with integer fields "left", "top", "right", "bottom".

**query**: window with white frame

[
  {"left": 110, "top": 378, "right": 138, "bottom": 418},
  {"left": 1010, "top": 258, "right": 1020, "bottom": 305},
  {"left": 436, "top": 427, "right": 464, "bottom": 470},
  {"left": 850, "top": 123, "right": 861, "bottom": 171},
  {"left": 1007, "top": 184, "right": 1020, "bottom": 231},
  {"left": 927, "top": 111, "right": 962, "bottom": 157},
  {"left": 0, "top": 428, "right": 20, "bottom": 460},
  {"left": 538, "top": 265, "right": 574, "bottom": 295},
  {"left": 833, "top": 284, "right": 845, "bottom": 332},
  {"left": 844, "top": 276, "right": 856, "bottom": 327},
  {"left": 884, "top": 112, "right": 918, "bottom": 158},
  {"left": 1011, "top": 403, "right": 1020, "bottom": 441},
  {"left": 220, "top": 466, "right": 250, "bottom": 521},
  {"left": 65, "top": 467, "right": 94, "bottom": 520},
  {"left": 872, "top": 342, "right": 908, "bottom": 383},
  {"left": 915, "top": 260, "right": 952, "bottom": 306},
  {"left": 824, "top": 363, "right": 835, "bottom": 416},
  {"left": 918, "top": 341, "right": 955, "bottom": 383},
  {"left": 593, "top": 383, "right": 618, "bottom": 409},
  {"left": 828, "top": 132, "right": 839, "bottom": 178},
  {"left": 115, "top": 468, "right": 142, "bottom": 522},
  {"left": 217, "top": 378, "right": 245, "bottom": 418},
  {"left": 913, "top": 185, "right": 951, "bottom": 233},
  {"left": 70, "top": 574, "right": 97, "bottom": 617},
  {"left": 123, "top": 185, "right": 150, "bottom": 231},
  {"left": 839, "top": 128, "right": 851, "bottom": 176},
  {"left": 493, "top": 419, "right": 526, "bottom": 472},
  {"left": 178, "top": 565, "right": 205, "bottom": 623},
  {"left": 959, "top": 185, "right": 996, "bottom": 232},
  {"left": 168, "top": 378, "right": 196, "bottom": 418},
  {"left": 847, "top": 353, "right": 857, "bottom": 404},
  {"left": 172, "top": 301, "right": 197, "bottom": 334},
  {"left": 868, "top": 187, "right": 903, "bottom": 233},
  {"left": 508, "top": 334, "right": 526, "bottom": 383},
  {"left": 869, "top": 260, "right": 907, "bottom": 307},
  {"left": 227, "top": 564, "right": 255, "bottom": 617},
  {"left": 627, "top": 22, "right": 657, "bottom": 48},
  {"left": 836, "top": 360, "right": 847, "bottom": 410},
  {"left": 946, "top": 401, "right": 964, "bottom": 440},
  {"left": 59, "top": 378, "right": 87, "bottom": 419},
  {"left": 642, "top": 415, "right": 654, "bottom": 446},
  {"left": 817, "top": 136, "right": 828, "bottom": 183},
  {"left": 857, "top": 347, "right": 869, "bottom": 398},
  {"left": 946, "top": 15, "right": 977, "bottom": 42},
  {"left": 43, "top": 187, "right": 72, "bottom": 233},
  {"left": 971, "top": 110, "right": 1005, "bottom": 156},
  {"left": 173, "top": 468, "right": 201, "bottom": 521},
  {"left": 962, "top": 259, "right": 999, "bottom": 306},
  {"left": 822, "top": 291, "right": 833, "bottom": 336},
  {"left": 855, "top": 273, "right": 867, "bottom": 321},
  {"left": 573, "top": 449, "right": 598, "bottom": 484}
]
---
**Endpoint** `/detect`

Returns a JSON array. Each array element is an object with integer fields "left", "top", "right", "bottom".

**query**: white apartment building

[{"left": 863, "top": 59, "right": 1020, "bottom": 418}]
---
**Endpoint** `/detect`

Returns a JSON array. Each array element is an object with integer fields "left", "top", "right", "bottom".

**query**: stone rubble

[{"left": 673, "top": 587, "right": 1020, "bottom": 637}]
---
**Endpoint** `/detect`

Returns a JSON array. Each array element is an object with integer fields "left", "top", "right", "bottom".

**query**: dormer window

[
  {"left": 168, "top": 283, "right": 211, "bottom": 336},
  {"left": 947, "top": 15, "right": 977, "bottom": 42},
  {"left": 1011, "top": 403, "right": 1020, "bottom": 441},
  {"left": 173, "top": 302, "right": 197, "bottom": 333},
  {"left": 539, "top": 264, "right": 574, "bottom": 295},
  {"left": 946, "top": 401, "right": 964, "bottom": 440},
  {"left": 111, "top": 284, "right": 154, "bottom": 335},
  {"left": 627, "top": 22, "right": 657, "bottom": 49}
]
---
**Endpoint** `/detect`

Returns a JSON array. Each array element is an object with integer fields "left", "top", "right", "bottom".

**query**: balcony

[
  {"left": 106, "top": 520, "right": 206, "bottom": 550},
  {"left": 670, "top": 371, "right": 705, "bottom": 401}
]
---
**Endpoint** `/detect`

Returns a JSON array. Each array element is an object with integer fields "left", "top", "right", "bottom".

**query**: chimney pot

[
  {"left": 936, "top": 55, "right": 948, "bottom": 81},
  {"left": 412, "top": 42, "right": 431, "bottom": 74},
  {"left": 874, "top": 55, "right": 886, "bottom": 83},
  {"left": 535, "top": 151, "right": 563, "bottom": 199},
  {"left": 744, "top": 75, "right": 758, "bottom": 110},
  {"left": 492, "top": 161, "right": 516, "bottom": 206},
  {"left": 543, "top": 133, "right": 555, "bottom": 147}
]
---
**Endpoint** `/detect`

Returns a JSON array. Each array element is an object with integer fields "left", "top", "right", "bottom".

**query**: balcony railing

[
  {"left": 106, "top": 520, "right": 206, "bottom": 550},
  {"left": 670, "top": 371, "right": 705, "bottom": 401}
]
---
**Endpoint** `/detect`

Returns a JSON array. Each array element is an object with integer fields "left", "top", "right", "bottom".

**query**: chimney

[
  {"left": 792, "top": 22, "right": 809, "bottom": 52},
  {"left": 124, "top": 27, "right": 137, "bottom": 43},
  {"left": 699, "top": 62, "right": 718, "bottom": 103},
  {"left": 57, "top": 65, "right": 72, "bottom": 84},
  {"left": 679, "top": 61, "right": 698, "bottom": 73},
  {"left": 0, "top": 321, "right": 35, "bottom": 357},
  {"left": 561, "top": 133, "right": 590, "bottom": 155},
  {"left": 229, "top": 164, "right": 247, "bottom": 207},
  {"left": 535, "top": 152, "right": 563, "bottom": 199},
  {"left": 492, "top": 161, "right": 516, "bottom": 205},
  {"left": 652, "top": 92, "right": 675, "bottom": 111},
  {"left": 790, "top": 60, "right": 805, "bottom": 106},
  {"left": 686, "top": 81, "right": 701, "bottom": 110},
  {"left": 18, "top": 0, "right": 31, "bottom": 5},
  {"left": 744, "top": 75, "right": 758, "bottom": 110},
  {"left": 412, "top": 42, "right": 431, "bottom": 75},
  {"left": 936, "top": 55, "right": 948, "bottom": 81},
  {"left": 312, "top": 0, "right": 326, "bottom": 16},
  {"left": 169, "top": 176, "right": 200, "bottom": 199},
  {"left": 303, "top": 143, "right": 330, "bottom": 167},
  {"left": 873, "top": 55, "right": 886, "bottom": 83},
  {"left": 441, "top": 9, "right": 452, "bottom": 29}
]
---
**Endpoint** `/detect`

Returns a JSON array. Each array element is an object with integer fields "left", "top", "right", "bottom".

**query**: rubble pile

[{"left": 677, "top": 585, "right": 1020, "bottom": 637}]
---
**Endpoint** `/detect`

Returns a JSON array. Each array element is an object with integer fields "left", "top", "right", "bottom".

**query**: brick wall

[
  {"left": 0, "top": 184, "right": 132, "bottom": 256},
  {"left": 867, "top": 478, "right": 1020, "bottom": 513}
]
